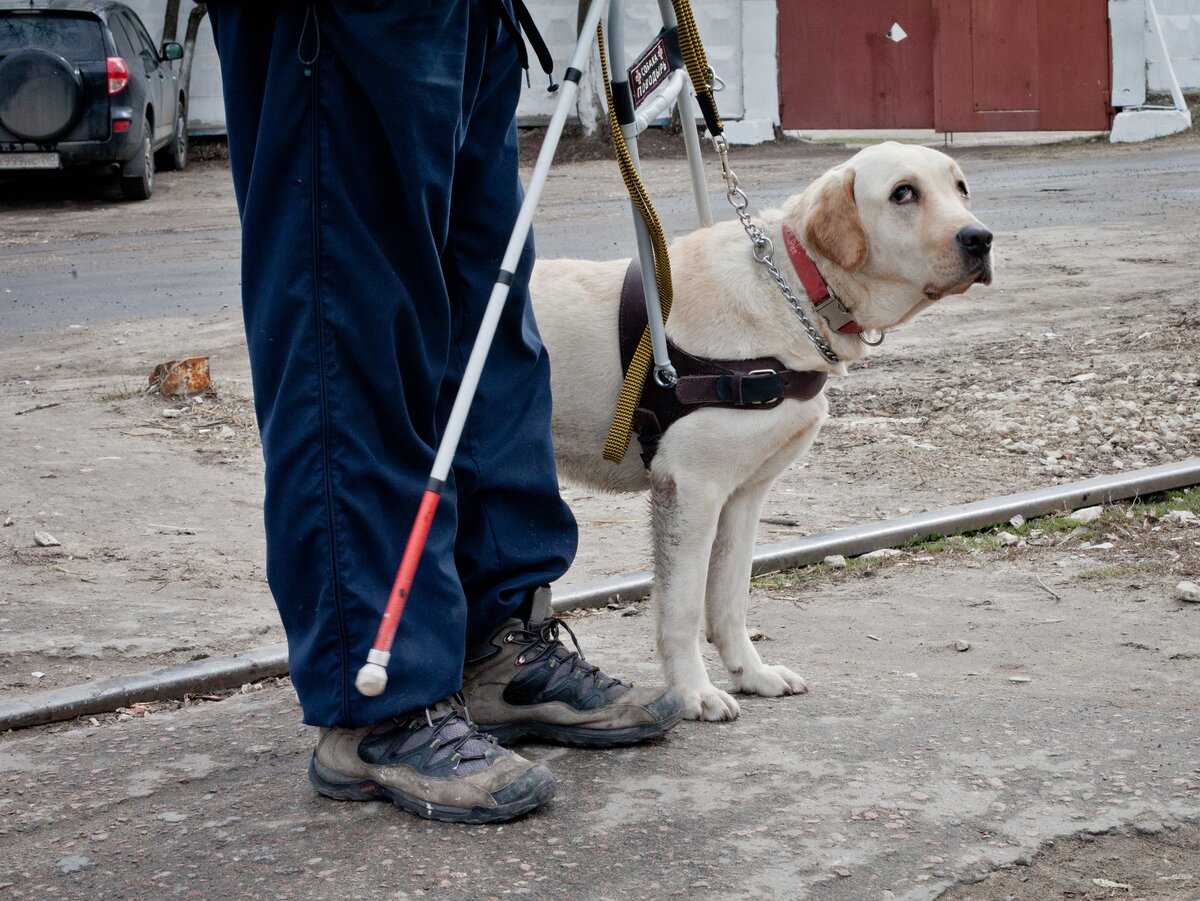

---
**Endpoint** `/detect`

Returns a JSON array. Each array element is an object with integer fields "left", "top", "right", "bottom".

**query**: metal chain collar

[{"left": 711, "top": 135, "right": 842, "bottom": 365}]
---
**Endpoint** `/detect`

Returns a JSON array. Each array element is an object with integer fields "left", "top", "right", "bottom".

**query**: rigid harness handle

[
  {"left": 598, "top": 0, "right": 725, "bottom": 464},
  {"left": 598, "top": 21, "right": 676, "bottom": 464}
]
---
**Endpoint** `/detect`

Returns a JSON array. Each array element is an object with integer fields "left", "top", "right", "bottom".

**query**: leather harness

[{"left": 617, "top": 257, "right": 828, "bottom": 468}]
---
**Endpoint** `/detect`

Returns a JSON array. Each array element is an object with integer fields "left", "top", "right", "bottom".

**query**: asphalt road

[{"left": 1, "top": 141, "right": 1198, "bottom": 337}]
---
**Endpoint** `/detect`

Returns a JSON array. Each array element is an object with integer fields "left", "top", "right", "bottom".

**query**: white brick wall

[
  {"left": 1148, "top": 0, "right": 1200, "bottom": 90},
  {"left": 1111, "top": 0, "right": 1200, "bottom": 106},
  {"left": 515, "top": 0, "right": 748, "bottom": 128}
]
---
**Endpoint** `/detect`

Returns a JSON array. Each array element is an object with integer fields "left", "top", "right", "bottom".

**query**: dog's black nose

[{"left": 957, "top": 224, "right": 993, "bottom": 258}]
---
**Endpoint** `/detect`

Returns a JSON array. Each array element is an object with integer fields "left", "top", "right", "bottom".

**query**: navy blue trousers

[{"left": 208, "top": 1, "right": 577, "bottom": 728}]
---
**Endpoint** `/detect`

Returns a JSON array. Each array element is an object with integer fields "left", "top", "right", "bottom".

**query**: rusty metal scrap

[{"left": 148, "top": 357, "right": 211, "bottom": 397}]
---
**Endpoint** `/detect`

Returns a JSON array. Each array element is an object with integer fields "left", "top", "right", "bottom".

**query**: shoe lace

[
  {"left": 421, "top": 694, "right": 501, "bottom": 772},
  {"left": 510, "top": 617, "right": 627, "bottom": 696}
]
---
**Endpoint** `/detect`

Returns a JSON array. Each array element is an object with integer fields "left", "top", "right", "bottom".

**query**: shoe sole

[
  {"left": 478, "top": 705, "right": 686, "bottom": 749},
  {"left": 307, "top": 756, "right": 555, "bottom": 825}
]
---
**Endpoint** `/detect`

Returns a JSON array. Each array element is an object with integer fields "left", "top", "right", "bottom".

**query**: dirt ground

[{"left": 1, "top": 128, "right": 1199, "bottom": 898}]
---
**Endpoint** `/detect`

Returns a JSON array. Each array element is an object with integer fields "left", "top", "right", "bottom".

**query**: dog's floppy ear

[{"left": 802, "top": 168, "right": 868, "bottom": 273}]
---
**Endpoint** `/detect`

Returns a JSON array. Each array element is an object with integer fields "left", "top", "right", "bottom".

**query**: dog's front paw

[
  {"left": 677, "top": 685, "right": 740, "bottom": 721},
  {"left": 733, "top": 664, "right": 809, "bottom": 697}
]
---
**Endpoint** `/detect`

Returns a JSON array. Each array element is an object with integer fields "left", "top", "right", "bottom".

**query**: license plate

[{"left": 0, "top": 152, "right": 61, "bottom": 170}]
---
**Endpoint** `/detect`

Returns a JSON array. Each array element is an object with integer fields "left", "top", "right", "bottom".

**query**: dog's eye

[
  {"left": 890, "top": 184, "right": 918, "bottom": 204},
  {"left": 957, "top": 180, "right": 970, "bottom": 198}
]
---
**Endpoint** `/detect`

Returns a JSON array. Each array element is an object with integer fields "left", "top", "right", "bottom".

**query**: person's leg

[
  {"left": 208, "top": 0, "right": 494, "bottom": 728},
  {"left": 440, "top": 1, "right": 577, "bottom": 653},
  {"left": 209, "top": 0, "right": 558, "bottom": 824}
]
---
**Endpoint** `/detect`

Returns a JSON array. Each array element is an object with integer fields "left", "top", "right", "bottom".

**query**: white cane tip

[{"left": 355, "top": 663, "right": 388, "bottom": 697}]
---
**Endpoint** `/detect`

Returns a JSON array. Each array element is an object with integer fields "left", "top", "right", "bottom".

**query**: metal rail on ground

[{"left": 2, "top": 458, "right": 1197, "bottom": 731}]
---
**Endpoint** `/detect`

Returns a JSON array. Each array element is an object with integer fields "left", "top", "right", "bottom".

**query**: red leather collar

[{"left": 781, "top": 224, "right": 863, "bottom": 335}]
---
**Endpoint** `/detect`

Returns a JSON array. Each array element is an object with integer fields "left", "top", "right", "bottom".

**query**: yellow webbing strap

[
  {"left": 598, "top": 23, "right": 674, "bottom": 464},
  {"left": 670, "top": 0, "right": 723, "bottom": 138}
]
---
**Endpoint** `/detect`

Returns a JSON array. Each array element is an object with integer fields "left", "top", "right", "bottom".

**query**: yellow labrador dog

[{"left": 531, "top": 142, "right": 993, "bottom": 721}]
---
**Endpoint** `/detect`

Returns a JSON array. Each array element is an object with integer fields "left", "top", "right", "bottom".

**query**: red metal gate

[
  {"left": 778, "top": 0, "right": 936, "bottom": 129},
  {"left": 933, "top": 0, "right": 1112, "bottom": 131},
  {"left": 778, "top": 0, "right": 1113, "bottom": 132}
]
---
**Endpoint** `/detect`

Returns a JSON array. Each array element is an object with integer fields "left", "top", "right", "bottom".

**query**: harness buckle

[{"left": 741, "top": 369, "right": 779, "bottom": 405}]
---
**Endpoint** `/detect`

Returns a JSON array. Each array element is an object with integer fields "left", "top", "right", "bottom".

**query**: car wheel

[
  {"left": 121, "top": 118, "right": 154, "bottom": 201},
  {"left": 158, "top": 102, "right": 187, "bottom": 172}
]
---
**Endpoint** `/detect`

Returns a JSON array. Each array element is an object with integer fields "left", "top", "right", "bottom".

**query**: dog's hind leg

[
  {"left": 704, "top": 477, "right": 809, "bottom": 698},
  {"left": 650, "top": 471, "right": 740, "bottom": 722}
]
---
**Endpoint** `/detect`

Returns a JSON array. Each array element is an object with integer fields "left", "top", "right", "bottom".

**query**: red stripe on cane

[{"left": 370, "top": 488, "right": 442, "bottom": 655}]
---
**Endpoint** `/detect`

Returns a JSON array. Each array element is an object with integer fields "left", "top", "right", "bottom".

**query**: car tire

[
  {"left": 158, "top": 101, "right": 187, "bottom": 172},
  {"left": 121, "top": 117, "right": 155, "bottom": 201}
]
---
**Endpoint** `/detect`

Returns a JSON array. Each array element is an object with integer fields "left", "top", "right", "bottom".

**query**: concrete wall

[
  {"left": 119, "top": 0, "right": 777, "bottom": 142},
  {"left": 1111, "top": 0, "right": 1200, "bottom": 107},
  {"left": 1149, "top": 0, "right": 1200, "bottom": 91},
  {"left": 481, "top": 0, "right": 778, "bottom": 143}
]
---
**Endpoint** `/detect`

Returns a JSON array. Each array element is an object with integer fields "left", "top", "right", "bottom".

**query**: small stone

[
  {"left": 1163, "top": 509, "right": 1197, "bottom": 524},
  {"left": 619, "top": 606, "right": 640, "bottom": 617},
  {"left": 1133, "top": 820, "right": 1163, "bottom": 835},
  {"left": 1066, "top": 505, "right": 1103, "bottom": 523},
  {"left": 1176, "top": 581, "right": 1200, "bottom": 603},
  {"left": 748, "top": 630, "right": 769, "bottom": 642},
  {"left": 954, "top": 640, "right": 971, "bottom": 652},
  {"left": 824, "top": 554, "right": 847, "bottom": 569},
  {"left": 1009, "top": 514, "right": 1025, "bottom": 528},
  {"left": 57, "top": 856, "right": 95, "bottom": 874},
  {"left": 995, "top": 531, "right": 1019, "bottom": 546},
  {"left": 218, "top": 426, "right": 235, "bottom": 440},
  {"left": 2, "top": 515, "right": 12, "bottom": 527},
  {"left": 833, "top": 868, "right": 852, "bottom": 878},
  {"left": 162, "top": 408, "right": 184, "bottom": 418},
  {"left": 1008, "top": 675, "right": 1032, "bottom": 684},
  {"left": 158, "top": 811, "right": 188, "bottom": 823},
  {"left": 861, "top": 548, "right": 903, "bottom": 560},
  {"left": 33, "top": 530, "right": 61, "bottom": 547}
]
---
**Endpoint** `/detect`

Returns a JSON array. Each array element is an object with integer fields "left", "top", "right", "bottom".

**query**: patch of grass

[
  {"left": 750, "top": 575, "right": 791, "bottom": 591},
  {"left": 1129, "top": 487, "right": 1200, "bottom": 517},
  {"left": 757, "top": 486, "right": 1200, "bottom": 590},
  {"left": 96, "top": 380, "right": 144, "bottom": 402},
  {"left": 1078, "top": 562, "right": 1156, "bottom": 582}
]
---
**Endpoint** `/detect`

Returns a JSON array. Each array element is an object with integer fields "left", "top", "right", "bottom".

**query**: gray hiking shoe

[
  {"left": 461, "top": 587, "right": 683, "bottom": 748},
  {"left": 307, "top": 695, "right": 555, "bottom": 824}
]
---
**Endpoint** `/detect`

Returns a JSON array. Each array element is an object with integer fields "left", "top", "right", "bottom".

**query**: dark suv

[{"left": 0, "top": 0, "right": 187, "bottom": 199}]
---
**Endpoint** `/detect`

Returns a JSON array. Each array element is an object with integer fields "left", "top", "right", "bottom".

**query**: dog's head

[{"left": 785, "top": 142, "right": 993, "bottom": 331}]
